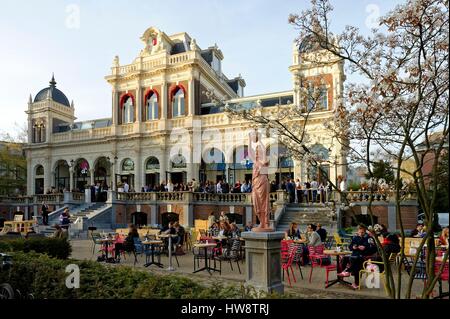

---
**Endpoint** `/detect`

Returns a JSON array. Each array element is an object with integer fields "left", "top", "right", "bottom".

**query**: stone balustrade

[{"left": 1, "top": 189, "right": 417, "bottom": 207}]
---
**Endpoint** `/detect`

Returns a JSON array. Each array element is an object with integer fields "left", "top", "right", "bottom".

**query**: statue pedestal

[{"left": 241, "top": 231, "right": 285, "bottom": 294}]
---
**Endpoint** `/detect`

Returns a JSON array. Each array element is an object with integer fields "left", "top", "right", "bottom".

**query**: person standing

[
  {"left": 216, "top": 180, "right": 223, "bottom": 193},
  {"left": 295, "top": 179, "right": 303, "bottom": 204},
  {"left": 311, "top": 178, "right": 319, "bottom": 203},
  {"left": 41, "top": 201, "right": 49, "bottom": 226},
  {"left": 287, "top": 179, "right": 295, "bottom": 203},
  {"left": 222, "top": 180, "right": 230, "bottom": 194},
  {"left": 123, "top": 182, "right": 130, "bottom": 193},
  {"left": 304, "top": 180, "right": 311, "bottom": 205}
]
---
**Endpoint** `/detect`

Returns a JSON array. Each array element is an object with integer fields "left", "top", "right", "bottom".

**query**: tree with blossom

[
  {"left": 226, "top": 0, "right": 448, "bottom": 298},
  {"left": 288, "top": 0, "right": 448, "bottom": 299}
]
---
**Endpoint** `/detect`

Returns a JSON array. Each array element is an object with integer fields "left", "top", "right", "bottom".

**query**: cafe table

[
  {"left": 323, "top": 249, "right": 353, "bottom": 288},
  {"left": 193, "top": 243, "right": 221, "bottom": 275},
  {"left": 142, "top": 240, "right": 164, "bottom": 268}
]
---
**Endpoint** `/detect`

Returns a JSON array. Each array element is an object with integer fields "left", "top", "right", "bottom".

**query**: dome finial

[{"left": 49, "top": 73, "right": 57, "bottom": 87}]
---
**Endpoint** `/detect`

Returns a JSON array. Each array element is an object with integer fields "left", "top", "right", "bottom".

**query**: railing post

[
  {"left": 107, "top": 190, "right": 116, "bottom": 204},
  {"left": 63, "top": 191, "right": 72, "bottom": 204}
]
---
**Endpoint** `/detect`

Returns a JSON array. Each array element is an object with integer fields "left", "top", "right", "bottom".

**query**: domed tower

[{"left": 26, "top": 74, "right": 76, "bottom": 144}]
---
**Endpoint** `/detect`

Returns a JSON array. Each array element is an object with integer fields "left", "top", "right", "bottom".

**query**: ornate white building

[{"left": 25, "top": 27, "right": 346, "bottom": 196}]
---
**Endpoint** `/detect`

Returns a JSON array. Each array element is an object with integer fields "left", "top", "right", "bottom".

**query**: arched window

[
  {"left": 172, "top": 87, "right": 185, "bottom": 118},
  {"left": 146, "top": 92, "right": 159, "bottom": 120},
  {"left": 122, "top": 96, "right": 134, "bottom": 124},
  {"left": 35, "top": 165, "right": 44, "bottom": 176},
  {"left": 146, "top": 157, "right": 160, "bottom": 170},
  {"left": 122, "top": 158, "right": 135, "bottom": 171}
]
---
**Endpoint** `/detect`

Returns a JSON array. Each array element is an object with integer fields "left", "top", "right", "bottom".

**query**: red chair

[
  {"left": 282, "top": 245, "right": 297, "bottom": 287},
  {"left": 308, "top": 245, "right": 337, "bottom": 285},
  {"left": 434, "top": 261, "right": 449, "bottom": 298}
]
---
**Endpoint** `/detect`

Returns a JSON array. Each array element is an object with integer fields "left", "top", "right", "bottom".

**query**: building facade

[{"left": 25, "top": 27, "right": 346, "bottom": 196}]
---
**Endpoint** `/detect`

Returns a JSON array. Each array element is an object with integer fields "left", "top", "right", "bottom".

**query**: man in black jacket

[{"left": 338, "top": 224, "right": 377, "bottom": 289}]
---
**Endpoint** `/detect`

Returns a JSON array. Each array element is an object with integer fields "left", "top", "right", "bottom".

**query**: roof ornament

[
  {"left": 49, "top": 73, "right": 57, "bottom": 87},
  {"left": 113, "top": 55, "right": 120, "bottom": 67},
  {"left": 190, "top": 38, "right": 200, "bottom": 51}
]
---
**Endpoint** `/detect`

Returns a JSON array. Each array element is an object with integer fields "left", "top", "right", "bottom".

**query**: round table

[
  {"left": 142, "top": 240, "right": 164, "bottom": 268},
  {"left": 193, "top": 243, "right": 220, "bottom": 275},
  {"left": 323, "top": 249, "right": 352, "bottom": 288}
]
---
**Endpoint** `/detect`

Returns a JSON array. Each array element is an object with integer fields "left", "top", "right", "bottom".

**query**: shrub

[
  {"left": 0, "top": 252, "right": 286, "bottom": 299},
  {"left": 0, "top": 237, "right": 71, "bottom": 259}
]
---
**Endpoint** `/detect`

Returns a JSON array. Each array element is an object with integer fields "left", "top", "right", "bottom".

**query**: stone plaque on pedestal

[{"left": 241, "top": 231, "right": 285, "bottom": 294}]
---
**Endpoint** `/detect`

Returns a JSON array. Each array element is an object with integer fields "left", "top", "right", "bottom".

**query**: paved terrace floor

[{"left": 70, "top": 239, "right": 444, "bottom": 299}]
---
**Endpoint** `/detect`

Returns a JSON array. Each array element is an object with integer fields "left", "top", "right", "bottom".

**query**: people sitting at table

[
  {"left": 244, "top": 221, "right": 253, "bottom": 232},
  {"left": 218, "top": 221, "right": 231, "bottom": 238},
  {"left": 230, "top": 222, "right": 241, "bottom": 238},
  {"left": 115, "top": 224, "right": 140, "bottom": 261},
  {"left": 439, "top": 227, "right": 449, "bottom": 247},
  {"left": 219, "top": 211, "right": 229, "bottom": 223},
  {"left": 338, "top": 224, "right": 377, "bottom": 289},
  {"left": 161, "top": 221, "right": 176, "bottom": 235},
  {"left": 306, "top": 224, "right": 322, "bottom": 247},
  {"left": 286, "top": 222, "right": 301, "bottom": 239},
  {"left": 209, "top": 222, "right": 219, "bottom": 236},
  {"left": 316, "top": 223, "right": 327, "bottom": 242},
  {"left": 173, "top": 222, "right": 185, "bottom": 253},
  {"left": 411, "top": 223, "right": 426, "bottom": 238},
  {"left": 207, "top": 212, "right": 216, "bottom": 229}
]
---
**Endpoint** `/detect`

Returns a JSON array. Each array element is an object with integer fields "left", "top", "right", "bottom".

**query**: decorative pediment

[{"left": 140, "top": 27, "right": 171, "bottom": 55}]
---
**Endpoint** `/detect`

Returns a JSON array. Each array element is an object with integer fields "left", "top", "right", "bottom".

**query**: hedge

[
  {"left": 0, "top": 252, "right": 285, "bottom": 299},
  {"left": 0, "top": 237, "right": 71, "bottom": 259}
]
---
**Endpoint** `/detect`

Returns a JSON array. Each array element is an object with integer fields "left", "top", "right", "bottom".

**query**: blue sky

[{"left": 0, "top": 0, "right": 403, "bottom": 136}]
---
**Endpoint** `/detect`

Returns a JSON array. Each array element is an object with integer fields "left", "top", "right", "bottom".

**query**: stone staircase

[
  {"left": 276, "top": 203, "right": 337, "bottom": 233},
  {"left": 40, "top": 202, "right": 111, "bottom": 237}
]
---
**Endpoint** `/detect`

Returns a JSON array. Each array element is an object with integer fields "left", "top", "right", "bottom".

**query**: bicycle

[{"left": 0, "top": 253, "right": 34, "bottom": 299}]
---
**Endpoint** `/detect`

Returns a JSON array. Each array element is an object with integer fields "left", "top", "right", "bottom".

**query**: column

[
  {"left": 112, "top": 90, "right": 119, "bottom": 125},
  {"left": 69, "top": 167, "right": 74, "bottom": 192},
  {"left": 188, "top": 78, "right": 194, "bottom": 116},
  {"left": 161, "top": 82, "right": 167, "bottom": 120},
  {"left": 159, "top": 151, "right": 167, "bottom": 183},
  {"left": 111, "top": 90, "right": 119, "bottom": 135},
  {"left": 90, "top": 168, "right": 95, "bottom": 186},
  {"left": 112, "top": 159, "right": 117, "bottom": 191},
  {"left": 27, "top": 117, "right": 33, "bottom": 143},
  {"left": 135, "top": 86, "right": 142, "bottom": 133},
  {"left": 27, "top": 157, "right": 33, "bottom": 195},
  {"left": 43, "top": 160, "right": 51, "bottom": 193},
  {"left": 51, "top": 172, "right": 56, "bottom": 188},
  {"left": 135, "top": 151, "right": 142, "bottom": 191}
]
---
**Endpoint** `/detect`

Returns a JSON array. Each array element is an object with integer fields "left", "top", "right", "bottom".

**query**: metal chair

[{"left": 213, "top": 238, "right": 243, "bottom": 274}]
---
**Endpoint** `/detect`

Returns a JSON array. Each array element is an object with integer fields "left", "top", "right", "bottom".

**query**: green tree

[
  {"left": 365, "top": 160, "right": 395, "bottom": 184},
  {"left": 0, "top": 142, "right": 27, "bottom": 195}
]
